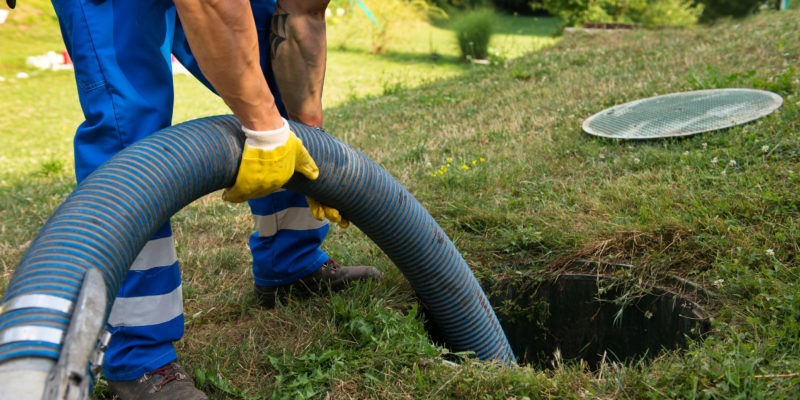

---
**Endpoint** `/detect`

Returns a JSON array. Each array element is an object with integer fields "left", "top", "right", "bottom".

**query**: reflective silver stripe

[
  {"left": 106, "top": 285, "right": 183, "bottom": 327},
  {"left": 254, "top": 207, "right": 328, "bottom": 237},
  {"left": 130, "top": 236, "right": 178, "bottom": 271},
  {"left": 0, "top": 326, "right": 64, "bottom": 345},
  {"left": 1, "top": 294, "right": 73, "bottom": 314}
]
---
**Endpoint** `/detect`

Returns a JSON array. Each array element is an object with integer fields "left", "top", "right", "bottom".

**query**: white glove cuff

[{"left": 242, "top": 119, "right": 291, "bottom": 151}]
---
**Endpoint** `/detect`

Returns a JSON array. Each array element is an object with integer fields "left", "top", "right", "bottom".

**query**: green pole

[{"left": 350, "top": 0, "right": 383, "bottom": 29}]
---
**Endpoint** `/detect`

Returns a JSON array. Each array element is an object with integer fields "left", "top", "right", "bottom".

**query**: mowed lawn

[{"left": 2, "top": 2, "right": 800, "bottom": 399}]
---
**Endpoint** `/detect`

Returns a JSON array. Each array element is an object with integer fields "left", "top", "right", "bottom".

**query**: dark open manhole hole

[{"left": 423, "top": 273, "right": 710, "bottom": 368}]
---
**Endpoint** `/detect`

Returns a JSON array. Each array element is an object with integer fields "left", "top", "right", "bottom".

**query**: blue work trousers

[{"left": 51, "top": 0, "right": 329, "bottom": 381}]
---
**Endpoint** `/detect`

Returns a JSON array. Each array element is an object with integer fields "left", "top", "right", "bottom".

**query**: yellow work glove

[
  {"left": 307, "top": 197, "right": 349, "bottom": 228},
  {"left": 223, "top": 119, "right": 319, "bottom": 203}
]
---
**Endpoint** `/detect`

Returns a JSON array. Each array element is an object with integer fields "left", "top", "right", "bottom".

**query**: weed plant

[
  {"left": 451, "top": 8, "right": 496, "bottom": 60},
  {"left": 2, "top": 1, "right": 800, "bottom": 399}
]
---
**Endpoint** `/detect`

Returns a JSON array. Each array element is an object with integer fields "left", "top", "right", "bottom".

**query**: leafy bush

[
  {"left": 451, "top": 8, "right": 496, "bottom": 60},
  {"left": 538, "top": 0, "right": 703, "bottom": 28},
  {"left": 638, "top": 0, "right": 705, "bottom": 27}
]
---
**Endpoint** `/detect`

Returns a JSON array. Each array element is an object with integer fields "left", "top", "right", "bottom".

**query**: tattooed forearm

[
  {"left": 270, "top": 4, "right": 289, "bottom": 57},
  {"left": 269, "top": 0, "right": 328, "bottom": 128}
]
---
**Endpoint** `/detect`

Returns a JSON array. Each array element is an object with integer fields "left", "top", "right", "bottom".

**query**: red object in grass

[{"left": 62, "top": 50, "right": 72, "bottom": 65}]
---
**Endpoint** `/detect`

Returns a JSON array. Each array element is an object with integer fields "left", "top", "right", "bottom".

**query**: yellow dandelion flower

[
  {"left": 472, "top": 160, "right": 477, "bottom": 165},
  {"left": 446, "top": 157, "right": 453, "bottom": 162},
  {"left": 479, "top": 157, "right": 486, "bottom": 162},
  {"left": 461, "top": 164, "right": 469, "bottom": 170}
]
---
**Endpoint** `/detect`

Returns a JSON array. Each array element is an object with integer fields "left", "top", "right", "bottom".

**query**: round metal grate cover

[{"left": 583, "top": 89, "right": 783, "bottom": 139}]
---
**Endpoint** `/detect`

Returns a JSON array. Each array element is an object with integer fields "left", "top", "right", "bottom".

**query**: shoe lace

[
  {"left": 321, "top": 258, "right": 340, "bottom": 272},
  {"left": 148, "top": 363, "right": 183, "bottom": 390}
]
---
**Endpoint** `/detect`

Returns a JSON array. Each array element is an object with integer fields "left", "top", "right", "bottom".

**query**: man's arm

[
  {"left": 173, "top": 0, "right": 319, "bottom": 204},
  {"left": 173, "top": 0, "right": 283, "bottom": 131},
  {"left": 270, "top": 0, "right": 330, "bottom": 128}
]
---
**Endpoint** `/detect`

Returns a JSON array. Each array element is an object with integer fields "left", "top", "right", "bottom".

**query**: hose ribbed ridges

[
  {"left": 0, "top": 116, "right": 242, "bottom": 362},
  {"left": 286, "top": 124, "right": 515, "bottom": 363},
  {"left": 0, "top": 115, "right": 514, "bottom": 366}
]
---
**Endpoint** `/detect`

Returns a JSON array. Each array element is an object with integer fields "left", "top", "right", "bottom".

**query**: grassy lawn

[{"left": 3, "top": 1, "right": 800, "bottom": 399}]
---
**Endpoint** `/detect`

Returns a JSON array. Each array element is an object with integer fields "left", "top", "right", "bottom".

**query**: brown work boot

[
  {"left": 255, "top": 258, "right": 381, "bottom": 308},
  {"left": 108, "top": 361, "right": 208, "bottom": 400}
]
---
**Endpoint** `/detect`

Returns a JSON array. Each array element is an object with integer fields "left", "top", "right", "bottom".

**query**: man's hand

[
  {"left": 307, "top": 197, "right": 349, "bottom": 227},
  {"left": 6, "top": 0, "right": 16, "bottom": 9},
  {"left": 223, "top": 119, "right": 319, "bottom": 203}
]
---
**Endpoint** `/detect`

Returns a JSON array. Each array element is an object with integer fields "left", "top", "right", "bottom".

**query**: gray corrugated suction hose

[{"left": 0, "top": 115, "right": 514, "bottom": 395}]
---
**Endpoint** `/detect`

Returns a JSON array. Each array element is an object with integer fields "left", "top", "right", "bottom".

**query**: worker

[{"left": 39, "top": 0, "right": 381, "bottom": 398}]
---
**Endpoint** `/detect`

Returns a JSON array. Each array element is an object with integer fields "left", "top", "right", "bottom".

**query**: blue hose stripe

[
  {"left": 4, "top": 284, "right": 79, "bottom": 300},
  {"left": 66, "top": 182, "right": 150, "bottom": 232},
  {"left": 8, "top": 262, "right": 86, "bottom": 285},
  {"left": 0, "top": 315, "right": 70, "bottom": 331},
  {"left": 0, "top": 275, "right": 80, "bottom": 296},
  {"left": 355, "top": 190, "right": 425, "bottom": 252},
  {"left": 1, "top": 273, "right": 79, "bottom": 299},
  {"left": 0, "top": 310, "right": 70, "bottom": 323},
  {"left": 19, "top": 235, "right": 124, "bottom": 290},
  {"left": 402, "top": 242, "right": 457, "bottom": 280},
  {"left": 63, "top": 195, "right": 149, "bottom": 248},
  {"left": 95, "top": 165, "right": 171, "bottom": 222},
  {"left": 69, "top": 181, "right": 149, "bottom": 240},
  {"left": 122, "top": 148, "right": 184, "bottom": 205},
  {"left": 368, "top": 187, "right": 423, "bottom": 243},
  {"left": 149, "top": 137, "right": 196, "bottom": 199},
  {"left": 38, "top": 221, "right": 127, "bottom": 269},
  {"left": 0, "top": 349, "right": 61, "bottom": 360},
  {"left": 87, "top": 170, "right": 162, "bottom": 218},
  {"left": 424, "top": 295, "right": 487, "bottom": 331},
  {"left": 411, "top": 264, "right": 472, "bottom": 304},
  {"left": 0, "top": 115, "right": 515, "bottom": 365},
  {"left": 11, "top": 269, "right": 84, "bottom": 287},
  {"left": 394, "top": 248, "right": 456, "bottom": 283}
]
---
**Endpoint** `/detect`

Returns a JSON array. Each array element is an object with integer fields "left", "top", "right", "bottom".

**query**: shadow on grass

[{"left": 331, "top": 44, "right": 466, "bottom": 66}]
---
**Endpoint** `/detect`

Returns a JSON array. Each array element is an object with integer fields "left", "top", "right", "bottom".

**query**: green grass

[{"left": 3, "top": 2, "right": 800, "bottom": 399}]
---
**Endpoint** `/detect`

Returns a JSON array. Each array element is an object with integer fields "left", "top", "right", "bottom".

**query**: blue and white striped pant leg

[
  {"left": 104, "top": 224, "right": 184, "bottom": 380},
  {"left": 51, "top": 0, "right": 186, "bottom": 381},
  {"left": 249, "top": 190, "right": 330, "bottom": 287}
]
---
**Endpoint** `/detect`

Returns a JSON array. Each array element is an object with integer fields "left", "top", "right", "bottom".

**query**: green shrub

[
  {"left": 452, "top": 8, "right": 496, "bottom": 60},
  {"left": 639, "top": 0, "right": 705, "bottom": 27},
  {"left": 538, "top": 0, "right": 703, "bottom": 28}
]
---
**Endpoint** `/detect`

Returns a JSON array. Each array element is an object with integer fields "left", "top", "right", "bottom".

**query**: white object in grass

[{"left": 26, "top": 51, "right": 73, "bottom": 71}]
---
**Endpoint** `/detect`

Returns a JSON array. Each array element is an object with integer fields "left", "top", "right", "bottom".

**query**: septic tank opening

[{"left": 422, "top": 273, "right": 710, "bottom": 369}]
